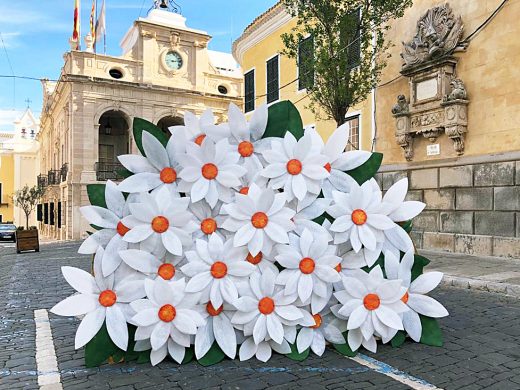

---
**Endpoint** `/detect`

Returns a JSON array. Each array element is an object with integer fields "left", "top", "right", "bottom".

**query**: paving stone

[
  {"left": 474, "top": 162, "right": 515, "bottom": 187},
  {"left": 440, "top": 166, "right": 473, "bottom": 188}
]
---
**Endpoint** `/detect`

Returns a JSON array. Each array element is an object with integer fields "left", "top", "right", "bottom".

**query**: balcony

[
  {"left": 38, "top": 164, "right": 69, "bottom": 189},
  {"left": 95, "top": 161, "right": 126, "bottom": 181}
]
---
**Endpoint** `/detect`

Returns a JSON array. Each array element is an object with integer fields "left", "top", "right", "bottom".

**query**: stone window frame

[{"left": 345, "top": 111, "right": 362, "bottom": 151}]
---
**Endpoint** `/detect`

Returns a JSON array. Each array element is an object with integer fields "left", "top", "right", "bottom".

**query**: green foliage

[
  {"left": 86, "top": 184, "right": 107, "bottom": 209},
  {"left": 11, "top": 185, "right": 45, "bottom": 229},
  {"left": 391, "top": 331, "right": 407, "bottom": 348},
  {"left": 333, "top": 332, "right": 357, "bottom": 357},
  {"left": 346, "top": 153, "right": 383, "bottom": 185},
  {"left": 281, "top": 0, "right": 412, "bottom": 127},
  {"left": 133, "top": 117, "right": 169, "bottom": 156},
  {"left": 419, "top": 316, "right": 443, "bottom": 347},
  {"left": 197, "top": 343, "right": 226, "bottom": 366},
  {"left": 411, "top": 255, "right": 431, "bottom": 282},
  {"left": 263, "top": 100, "right": 304, "bottom": 139},
  {"left": 286, "top": 342, "right": 310, "bottom": 361},
  {"left": 84, "top": 323, "right": 150, "bottom": 368},
  {"left": 182, "top": 347, "right": 194, "bottom": 364}
]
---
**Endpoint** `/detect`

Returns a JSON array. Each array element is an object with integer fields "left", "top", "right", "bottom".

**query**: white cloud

[{"left": 0, "top": 32, "right": 21, "bottom": 49}]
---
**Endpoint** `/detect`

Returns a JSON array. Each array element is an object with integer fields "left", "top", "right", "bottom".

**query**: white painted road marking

[
  {"left": 34, "top": 309, "right": 63, "bottom": 389},
  {"left": 348, "top": 353, "right": 443, "bottom": 390}
]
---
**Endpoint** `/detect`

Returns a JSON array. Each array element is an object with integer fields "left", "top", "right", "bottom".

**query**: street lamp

[{"left": 104, "top": 119, "right": 112, "bottom": 135}]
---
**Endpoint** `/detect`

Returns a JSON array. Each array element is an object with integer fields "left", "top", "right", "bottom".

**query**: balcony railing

[
  {"left": 38, "top": 163, "right": 69, "bottom": 189},
  {"left": 37, "top": 174, "right": 48, "bottom": 188},
  {"left": 95, "top": 161, "right": 126, "bottom": 181}
]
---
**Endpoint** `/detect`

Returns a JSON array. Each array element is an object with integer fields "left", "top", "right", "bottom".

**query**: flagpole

[
  {"left": 95, "top": 0, "right": 98, "bottom": 53},
  {"left": 104, "top": 0, "right": 106, "bottom": 55}
]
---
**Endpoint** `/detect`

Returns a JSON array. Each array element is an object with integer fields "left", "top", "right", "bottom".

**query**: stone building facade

[
  {"left": 37, "top": 7, "right": 242, "bottom": 240},
  {"left": 234, "top": 0, "right": 520, "bottom": 258}
]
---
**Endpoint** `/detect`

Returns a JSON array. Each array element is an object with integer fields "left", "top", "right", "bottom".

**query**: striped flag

[
  {"left": 72, "top": 0, "right": 80, "bottom": 49},
  {"left": 95, "top": 0, "right": 106, "bottom": 53},
  {"left": 89, "top": 0, "right": 96, "bottom": 47}
]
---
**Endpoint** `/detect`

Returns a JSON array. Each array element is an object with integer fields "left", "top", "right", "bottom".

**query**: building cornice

[{"left": 232, "top": 1, "right": 291, "bottom": 64}]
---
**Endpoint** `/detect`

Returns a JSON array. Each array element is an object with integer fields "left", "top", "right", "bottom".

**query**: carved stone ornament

[
  {"left": 393, "top": 3, "right": 469, "bottom": 161},
  {"left": 401, "top": 3, "right": 464, "bottom": 69}
]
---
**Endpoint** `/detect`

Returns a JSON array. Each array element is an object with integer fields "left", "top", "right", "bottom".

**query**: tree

[
  {"left": 11, "top": 185, "right": 45, "bottom": 229},
  {"left": 281, "top": 0, "right": 412, "bottom": 129}
]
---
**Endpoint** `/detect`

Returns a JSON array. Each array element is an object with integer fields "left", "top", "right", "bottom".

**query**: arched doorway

[
  {"left": 157, "top": 116, "right": 184, "bottom": 138},
  {"left": 97, "top": 110, "right": 129, "bottom": 181}
]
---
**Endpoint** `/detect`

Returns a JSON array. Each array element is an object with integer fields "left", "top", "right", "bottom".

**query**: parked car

[{"left": 0, "top": 223, "right": 16, "bottom": 242}]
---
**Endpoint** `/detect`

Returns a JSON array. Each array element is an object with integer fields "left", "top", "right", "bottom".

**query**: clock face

[{"left": 165, "top": 51, "right": 183, "bottom": 70}]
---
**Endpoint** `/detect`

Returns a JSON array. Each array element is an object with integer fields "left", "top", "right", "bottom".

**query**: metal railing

[
  {"left": 94, "top": 161, "right": 126, "bottom": 181},
  {"left": 38, "top": 163, "right": 69, "bottom": 188}
]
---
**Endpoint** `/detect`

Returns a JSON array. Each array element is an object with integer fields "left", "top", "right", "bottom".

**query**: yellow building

[
  {"left": 0, "top": 109, "right": 40, "bottom": 226},
  {"left": 234, "top": 1, "right": 520, "bottom": 258}
]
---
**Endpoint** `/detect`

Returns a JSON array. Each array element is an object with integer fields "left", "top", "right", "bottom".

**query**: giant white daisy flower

[
  {"left": 169, "top": 108, "right": 229, "bottom": 145},
  {"left": 238, "top": 336, "right": 291, "bottom": 362},
  {"left": 261, "top": 132, "right": 329, "bottom": 202},
  {"left": 177, "top": 137, "right": 246, "bottom": 207},
  {"left": 332, "top": 266, "right": 408, "bottom": 353},
  {"left": 118, "top": 132, "right": 183, "bottom": 196},
  {"left": 181, "top": 234, "right": 256, "bottom": 308},
  {"left": 232, "top": 269, "right": 303, "bottom": 345},
  {"left": 275, "top": 229, "right": 341, "bottom": 314},
  {"left": 384, "top": 250, "right": 448, "bottom": 342},
  {"left": 131, "top": 278, "right": 204, "bottom": 365},
  {"left": 118, "top": 249, "right": 184, "bottom": 282},
  {"left": 222, "top": 183, "right": 295, "bottom": 256},
  {"left": 121, "top": 186, "right": 197, "bottom": 256},
  {"left": 50, "top": 247, "right": 145, "bottom": 351},
  {"left": 189, "top": 200, "right": 227, "bottom": 241}
]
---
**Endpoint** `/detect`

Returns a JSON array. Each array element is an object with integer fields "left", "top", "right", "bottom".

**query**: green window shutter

[
  {"left": 298, "top": 36, "right": 314, "bottom": 90},
  {"left": 244, "top": 70, "right": 255, "bottom": 113},
  {"left": 266, "top": 55, "right": 279, "bottom": 104}
]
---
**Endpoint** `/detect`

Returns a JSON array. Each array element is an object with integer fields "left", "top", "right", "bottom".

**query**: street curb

[{"left": 441, "top": 274, "right": 520, "bottom": 299}]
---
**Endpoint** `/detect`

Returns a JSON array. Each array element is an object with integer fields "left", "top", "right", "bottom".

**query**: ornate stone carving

[
  {"left": 401, "top": 3, "right": 464, "bottom": 69},
  {"left": 393, "top": 3, "right": 469, "bottom": 160},
  {"left": 391, "top": 95, "right": 409, "bottom": 115}
]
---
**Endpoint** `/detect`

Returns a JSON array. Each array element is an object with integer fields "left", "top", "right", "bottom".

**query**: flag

[
  {"left": 72, "top": 0, "right": 80, "bottom": 49},
  {"left": 89, "top": 0, "right": 96, "bottom": 47},
  {"left": 95, "top": 0, "right": 106, "bottom": 53}
]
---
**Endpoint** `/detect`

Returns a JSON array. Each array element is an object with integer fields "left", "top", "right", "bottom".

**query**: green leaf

[
  {"left": 263, "top": 100, "right": 304, "bottom": 139},
  {"left": 133, "top": 117, "right": 169, "bottom": 156},
  {"left": 346, "top": 152, "right": 383, "bottom": 185},
  {"left": 312, "top": 212, "right": 334, "bottom": 226},
  {"left": 136, "top": 351, "right": 151, "bottom": 364},
  {"left": 84, "top": 323, "right": 118, "bottom": 368},
  {"left": 182, "top": 347, "right": 194, "bottom": 364},
  {"left": 116, "top": 167, "right": 133, "bottom": 179},
  {"left": 333, "top": 333, "right": 357, "bottom": 357},
  {"left": 286, "top": 342, "right": 309, "bottom": 361},
  {"left": 419, "top": 315, "right": 443, "bottom": 347},
  {"left": 87, "top": 184, "right": 107, "bottom": 208},
  {"left": 362, "top": 253, "right": 385, "bottom": 276},
  {"left": 400, "top": 220, "right": 413, "bottom": 233},
  {"left": 197, "top": 343, "right": 226, "bottom": 366},
  {"left": 391, "top": 331, "right": 406, "bottom": 348},
  {"left": 411, "top": 254, "right": 431, "bottom": 282}
]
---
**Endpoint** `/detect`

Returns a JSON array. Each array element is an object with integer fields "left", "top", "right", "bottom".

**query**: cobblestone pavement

[{"left": 1, "top": 241, "right": 520, "bottom": 390}]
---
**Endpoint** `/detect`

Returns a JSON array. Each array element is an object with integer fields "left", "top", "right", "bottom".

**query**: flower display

[{"left": 51, "top": 101, "right": 447, "bottom": 367}]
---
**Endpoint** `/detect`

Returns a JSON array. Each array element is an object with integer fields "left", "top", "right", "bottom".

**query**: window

[
  {"left": 298, "top": 36, "right": 314, "bottom": 91},
  {"left": 218, "top": 85, "right": 228, "bottom": 95},
  {"left": 44, "top": 203, "right": 49, "bottom": 225},
  {"left": 50, "top": 202, "right": 55, "bottom": 226},
  {"left": 244, "top": 70, "right": 255, "bottom": 113},
  {"left": 266, "top": 55, "right": 279, "bottom": 104},
  {"left": 340, "top": 8, "right": 361, "bottom": 70},
  {"left": 58, "top": 202, "right": 62, "bottom": 228},
  {"left": 345, "top": 115, "right": 360, "bottom": 151},
  {"left": 99, "top": 144, "right": 115, "bottom": 163},
  {"left": 37, "top": 204, "right": 43, "bottom": 222}
]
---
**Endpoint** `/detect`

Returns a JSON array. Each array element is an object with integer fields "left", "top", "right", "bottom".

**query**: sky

[{"left": 0, "top": 0, "right": 278, "bottom": 130}]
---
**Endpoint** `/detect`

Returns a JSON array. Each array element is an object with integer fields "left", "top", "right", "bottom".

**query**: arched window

[{"left": 96, "top": 110, "right": 130, "bottom": 181}]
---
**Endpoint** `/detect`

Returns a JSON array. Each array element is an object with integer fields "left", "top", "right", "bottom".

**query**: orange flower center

[
  {"left": 151, "top": 216, "right": 169, "bottom": 233},
  {"left": 335, "top": 263, "right": 342, "bottom": 272},
  {"left": 286, "top": 159, "right": 303, "bottom": 175},
  {"left": 351, "top": 209, "right": 368, "bottom": 225},
  {"left": 200, "top": 218, "right": 217, "bottom": 235},
  {"left": 363, "top": 293, "right": 381, "bottom": 311},
  {"left": 158, "top": 304, "right": 176, "bottom": 322},
  {"left": 201, "top": 163, "right": 218, "bottom": 180},
  {"left": 98, "top": 290, "right": 117, "bottom": 307},
  {"left": 251, "top": 212, "right": 268, "bottom": 229},
  {"left": 401, "top": 292, "right": 409, "bottom": 304},
  {"left": 157, "top": 263, "right": 175, "bottom": 280},
  {"left": 311, "top": 314, "right": 322, "bottom": 329},
  {"left": 324, "top": 163, "right": 332, "bottom": 172},
  {"left": 116, "top": 221, "right": 130, "bottom": 237},
  {"left": 258, "top": 297, "right": 275, "bottom": 315},
  {"left": 159, "top": 167, "right": 177, "bottom": 183},
  {"left": 299, "top": 257, "right": 316, "bottom": 274},
  {"left": 206, "top": 302, "right": 224, "bottom": 316},
  {"left": 239, "top": 187, "right": 249, "bottom": 195},
  {"left": 238, "top": 141, "right": 254, "bottom": 157},
  {"left": 194, "top": 134, "right": 206, "bottom": 145},
  {"left": 210, "top": 261, "right": 227, "bottom": 279},
  {"left": 246, "top": 252, "right": 263, "bottom": 265}
]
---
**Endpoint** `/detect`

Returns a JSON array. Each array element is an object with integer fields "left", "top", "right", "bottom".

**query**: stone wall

[{"left": 376, "top": 154, "right": 520, "bottom": 258}]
